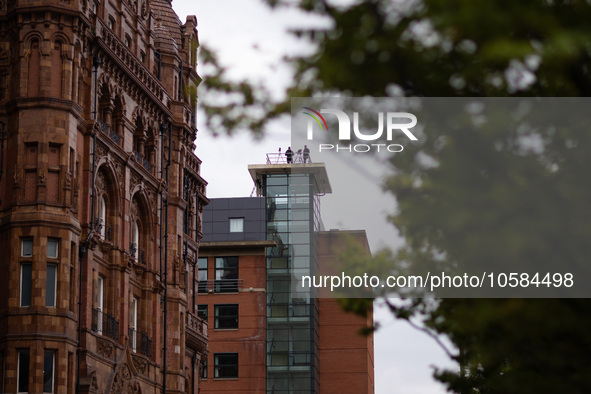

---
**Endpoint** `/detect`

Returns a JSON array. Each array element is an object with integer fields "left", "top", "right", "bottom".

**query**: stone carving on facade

[
  {"left": 73, "top": 175, "right": 79, "bottom": 196},
  {"left": 114, "top": 159, "right": 125, "bottom": 196},
  {"left": 96, "top": 169, "right": 106, "bottom": 192},
  {"left": 95, "top": 142, "right": 108, "bottom": 166},
  {"left": 80, "top": 363, "right": 99, "bottom": 394},
  {"left": 13, "top": 167, "right": 21, "bottom": 188},
  {"left": 129, "top": 170, "right": 142, "bottom": 193},
  {"left": 97, "top": 337, "right": 115, "bottom": 359},
  {"left": 140, "top": 1, "right": 147, "bottom": 19},
  {"left": 146, "top": 187, "right": 157, "bottom": 217},
  {"left": 130, "top": 197, "right": 139, "bottom": 218},
  {"left": 64, "top": 171, "right": 72, "bottom": 189},
  {"left": 109, "top": 363, "right": 141, "bottom": 394},
  {"left": 38, "top": 168, "right": 46, "bottom": 184},
  {"left": 132, "top": 355, "right": 148, "bottom": 375},
  {"left": 107, "top": 348, "right": 143, "bottom": 394}
]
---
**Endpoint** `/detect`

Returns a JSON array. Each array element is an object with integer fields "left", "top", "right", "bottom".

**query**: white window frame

[
  {"left": 21, "top": 239, "right": 33, "bottom": 257},
  {"left": 229, "top": 218, "right": 244, "bottom": 233},
  {"left": 131, "top": 297, "right": 138, "bottom": 351},
  {"left": 47, "top": 239, "right": 58, "bottom": 259},
  {"left": 99, "top": 196, "right": 106, "bottom": 238},
  {"left": 132, "top": 221, "right": 139, "bottom": 258},
  {"left": 97, "top": 277, "right": 104, "bottom": 334}
]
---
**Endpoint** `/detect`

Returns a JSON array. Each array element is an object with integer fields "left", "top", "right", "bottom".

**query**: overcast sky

[{"left": 173, "top": 1, "right": 456, "bottom": 392}]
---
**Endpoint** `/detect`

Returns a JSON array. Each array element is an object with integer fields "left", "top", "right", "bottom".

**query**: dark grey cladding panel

[
  {"left": 202, "top": 222, "right": 213, "bottom": 235},
  {"left": 209, "top": 198, "right": 229, "bottom": 209},
  {"left": 202, "top": 210, "right": 213, "bottom": 222},
  {"left": 228, "top": 232, "right": 246, "bottom": 242},
  {"left": 211, "top": 221, "right": 228, "bottom": 234},
  {"left": 228, "top": 209, "right": 246, "bottom": 218},
  {"left": 244, "top": 197, "right": 265, "bottom": 209},
  {"left": 202, "top": 197, "right": 266, "bottom": 242}
]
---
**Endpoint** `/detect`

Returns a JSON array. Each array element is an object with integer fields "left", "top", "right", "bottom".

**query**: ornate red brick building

[{"left": 0, "top": 0, "right": 208, "bottom": 393}]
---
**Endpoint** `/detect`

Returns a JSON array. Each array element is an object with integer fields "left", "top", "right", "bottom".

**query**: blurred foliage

[{"left": 199, "top": 0, "right": 591, "bottom": 392}]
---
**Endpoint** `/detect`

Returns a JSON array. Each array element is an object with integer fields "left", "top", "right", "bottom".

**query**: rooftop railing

[{"left": 266, "top": 149, "right": 310, "bottom": 165}]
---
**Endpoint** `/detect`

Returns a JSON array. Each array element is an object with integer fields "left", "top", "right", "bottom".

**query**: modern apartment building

[
  {"left": 0, "top": 0, "right": 208, "bottom": 393},
  {"left": 198, "top": 160, "right": 375, "bottom": 394}
]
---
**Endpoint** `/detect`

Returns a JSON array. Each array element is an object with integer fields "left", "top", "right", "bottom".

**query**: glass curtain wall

[{"left": 265, "top": 173, "right": 320, "bottom": 394}]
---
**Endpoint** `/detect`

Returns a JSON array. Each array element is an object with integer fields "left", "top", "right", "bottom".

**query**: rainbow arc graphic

[{"left": 301, "top": 107, "right": 328, "bottom": 131}]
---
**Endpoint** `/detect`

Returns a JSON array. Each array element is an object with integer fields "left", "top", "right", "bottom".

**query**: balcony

[
  {"left": 132, "top": 149, "right": 153, "bottom": 173},
  {"left": 92, "top": 308, "right": 120, "bottom": 342},
  {"left": 186, "top": 312, "right": 208, "bottom": 353},
  {"left": 97, "top": 118, "right": 120, "bottom": 145},
  {"left": 197, "top": 279, "right": 243, "bottom": 294},
  {"left": 128, "top": 328, "right": 152, "bottom": 358}
]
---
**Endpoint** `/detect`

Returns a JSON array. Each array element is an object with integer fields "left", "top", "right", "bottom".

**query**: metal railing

[
  {"left": 91, "top": 308, "right": 120, "bottom": 342},
  {"left": 97, "top": 118, "right": 120, "bottom": 145},
  {"left": 266, "top": 150, "right": 309, "bottom": 164},
  {"left": 129, "top": 327, "right": 152, "bottom": 358},
  {"left": 132, "top": 150, "right": 152, "bottom": 172},
  {"left": 197, "top": 279, "right": 243, "bottom": 294}
]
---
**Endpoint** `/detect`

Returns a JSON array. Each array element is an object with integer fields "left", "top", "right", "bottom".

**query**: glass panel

[
  {"left": 47, "top": 239, "right": 58, "bottom": 259},
  {"left": 214, "top": 304, "right": 238, "bottom": 329},
  {"left": 201, "top": 360, "right": 207, "bottom": 379},
  {"left": 46, "top": 265, "right": 56, "bottom": 307},
  {"left": 21, "top": 264, "right": 32, "bottom": 307},
  {"left": 215, "top": 257, "right": 239, "bottom": 292},
  {"left": 214, "top": 353, "right": 238, "bottom": 378},
  {"left": 198, "top": 258, "right": 208, "bottom": 293},
  {"left": 21, "top": 239, "right": 33, "bottom": 257},
  {"left": 197, "top": 304, "right": 208, "bottom": 320},
  {"left": 229, "top": 218, "right": 244, "bottom": 233},
  {"left": 17, "top": 349, "right": 29, "bottom": 393},
  {"left": 215, "top": 257, "right": 238, "bottom": 279},
  {"left": 99, "top": 197, "right": 106, "bottom": 238},
  {"left": 265, "top": 175, "right": 288, "bottom": 186},
  {"left": 266, "top": 185, "right": 288, "bottom": 197},
  {"left": 43, "top": 350, "right": 54, "bottom": 393}
]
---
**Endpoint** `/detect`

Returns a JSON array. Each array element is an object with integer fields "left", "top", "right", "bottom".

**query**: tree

[{"left": 200, "top": 0, "right": 591, "bottom": 392}]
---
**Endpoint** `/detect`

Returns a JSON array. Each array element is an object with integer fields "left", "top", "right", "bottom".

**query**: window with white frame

[
  {"left": 229, "top": 218, "right": 244, "bottom": 233},
  {"left": 47, "top": 239, "right": 58, "bottom": 259},
  {"left": 21, "top": 239, "right": 33, "bottom": 257},
  {"left": 99, "top": 195, "right": 107, "bottom": 238},
  {"left": 97, "top": 276, "right": 104, "bottom": 334},
  {"left": 130, "top": 297, "right": 138, "bottom": 351},
  {"left": 132, "top": 220, "right": 139, "bottom": 258}
]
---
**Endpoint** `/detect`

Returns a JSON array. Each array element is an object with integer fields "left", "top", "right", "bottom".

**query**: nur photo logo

[{"left": 299, "top": 106, "right": 418, "bottom": 153}]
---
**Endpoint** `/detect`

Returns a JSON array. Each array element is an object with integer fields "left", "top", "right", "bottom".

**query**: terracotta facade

[{"left": 0, "top": 0, "right": 208, "bottom": 393}]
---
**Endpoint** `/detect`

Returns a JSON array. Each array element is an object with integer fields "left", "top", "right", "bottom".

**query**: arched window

[
  {"left": 95, "top": 168, "right": 117, "bottom": 242},
  {"left": 132, "top": 220, "right": 140, "bottom": 259},
  {"left": 99, "top": 195, "right": 107, "bottom": 238},
  {"left": 51, "top": 41, "right": 63, "bottom": 97},
  {"left": 28, "top": 39, "right": 40, "bottom": 97},
  {"left": 130, "top": 196, "right": 150, "bottom": 265}
]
